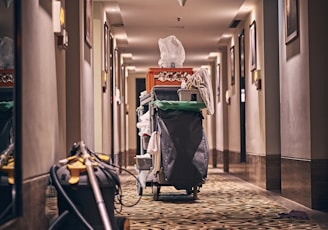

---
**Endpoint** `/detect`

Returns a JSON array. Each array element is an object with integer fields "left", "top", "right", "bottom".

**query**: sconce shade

[
  {"left": 3, "top": 0, "right": 13, "bottom": 8},
  {"left": 52, "top": 1, "right": 61, "bottom": 33},
  {"left": 177, "top": 0, "right": 187, "bottom": 7}
]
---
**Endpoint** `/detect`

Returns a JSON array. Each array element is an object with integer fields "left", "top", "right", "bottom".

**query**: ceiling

[
  {"left": 0, "top": 1, "right": 259, "bottom": 74},
  {"left": 97, "top": 0, "right": 259, "bottom": 73}
]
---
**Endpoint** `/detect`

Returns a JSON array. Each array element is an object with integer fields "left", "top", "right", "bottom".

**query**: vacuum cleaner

[
  {"left": 48, "top": 141, "right": 131, "bottom": 230},
  {"left": 0, "top": 104, "right": 15, "bottom": 225},
  {"left": 0, "top": 142, "right": 14, "bottom": 224}
]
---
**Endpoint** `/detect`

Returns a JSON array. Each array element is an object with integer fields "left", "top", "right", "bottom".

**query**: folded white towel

[{"left": 147, "top": 131, "right": 161, "bottom": 174}]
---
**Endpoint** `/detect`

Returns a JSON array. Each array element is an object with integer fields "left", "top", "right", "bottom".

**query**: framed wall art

[
  {"left": 284, "top": 0, "right": 298, "bottom": 44},
  {"left": 85, "top": 0, "right": 92, "bottom": 47},
  {"left": 217, "top": 64, "right": 220, "bottom": 96},
  {"left": 102, "top": 22, "right": 109, "bottom": 92},
  {"left": 249, "top": 20, "right": 257, "bottom": 71},
  {"left": 230, "top": 46, "right": 235, "bottom": 86},
  {"left": 104, "top": 22, "right": 109, "bottom": 73},
  {"left": 239, "top": 30, "right": 245, "bottom": 78}
]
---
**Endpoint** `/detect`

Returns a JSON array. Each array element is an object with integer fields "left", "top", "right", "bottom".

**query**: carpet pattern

[
  {"left": 116, "top": 168, "right": 324, "bottom": 230},
  {"left": 46, "top": 167, "right": 325, "bottom": 229}
]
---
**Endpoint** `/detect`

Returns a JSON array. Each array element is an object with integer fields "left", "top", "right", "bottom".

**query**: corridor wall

[
  {"left": 279, "top": 0, "right": 328, "bottom": 210},
  {"left": 217, "top": 0, "right": 281, "bottom": 192}
]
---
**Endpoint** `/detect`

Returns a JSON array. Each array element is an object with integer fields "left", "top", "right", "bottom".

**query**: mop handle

[{"left": 81, "top": 142, "right": 112, "bottom": 230}]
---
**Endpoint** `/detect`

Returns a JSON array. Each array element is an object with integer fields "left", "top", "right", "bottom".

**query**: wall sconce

[
  {"left": 57, "top": 28, "right": 68, "bottom": 49},
  {"left": 102, "top": 71, "right": 107, "bottom": 93},
  {"left": 53, "top": 0, "right": 68, "bottom": 49},
  {"left": 60, "top": 6, "right": 65, "bottom": 27},
  {"left": 253, "top": 69, "right": 261, "bottom": 90},
  {"left": 53, "top": 0, "right": 61, "bottom": 33},
  {"left": 115, "top": 88, "right": 121, "bottom": 104},
  {"left": 225, "top": 88, "right": 231, "bottom": 105},
  {"left": 3, "top": 0, "right": 13, "bottom": 8}
]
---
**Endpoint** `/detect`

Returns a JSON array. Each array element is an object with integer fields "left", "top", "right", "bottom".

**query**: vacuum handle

[{"left": 81, "top": 142, "right": 112, "bottom": 230}]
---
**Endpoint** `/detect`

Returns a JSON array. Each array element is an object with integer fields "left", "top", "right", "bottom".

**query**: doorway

[
  {"left": 239, "top": 30, "right": 246, "bottom": 162},
  {"left": 136, "top": 78, "right": 146, "bottom": 155}
]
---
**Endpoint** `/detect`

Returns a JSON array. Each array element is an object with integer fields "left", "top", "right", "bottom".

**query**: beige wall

[
  {"left": 203, "top": 65, "right": 216, "bottom": 150},
  {"left": 279, "top": 0, "right": 328, "bottom": 160},
  {"left": 263, "top": 0, "right": 280, "bottom": 156},
  {"left": 127, "top": 72, "right": 143, "bottom": 151},
  {"left": 92, "top": 2, "right": 111, "bottom": 155},
  {"left": 92, "top": 11, "right": 126, "bottom": 159},
  {"left": 21, "top": 0, "right": 63, "bottom": 179},
  {"left": 279, "top": 0, "right": 311, "bottom": 159},
  {"left": 93, "top": 5, "right": 103, "bottom": 153},
  {"left": 308, "top": 0, "right": 328, "bottom": 159},
  {"left": 215, "top": 51, "right": 229, "bottom": 152},
  {"left": 217, "top": 0, "right": 267, "bottom": 156},
  {"left": 243, "top": 0, "right": 266, "bottom": 156},
  {"left": 66, "top": 0, "right": 95, "bottom": 151}
]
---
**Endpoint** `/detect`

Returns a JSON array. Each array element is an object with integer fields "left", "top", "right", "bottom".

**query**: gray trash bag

[
  {"left": 158, "top": 35, "right": 185, "bottom": 68},
  {"left": 0, "top": 37, "right": 14, "bottom": 69},
  {"left": 156, "top": 109, "right": 209, "bottom": 189}
]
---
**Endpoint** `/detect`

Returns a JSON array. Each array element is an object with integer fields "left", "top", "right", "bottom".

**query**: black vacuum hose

[
  {"left": 0, "top": 201, "right": 13, "bottom": 222},
  {"left": 48, "top": 165, "right": 93, "bottom": 230},
  {"left": 48, "top": 210, "right": 70, "bottom": 230},
  {"left": 90, "top": 151, "right": 142, "bottom": 208}
]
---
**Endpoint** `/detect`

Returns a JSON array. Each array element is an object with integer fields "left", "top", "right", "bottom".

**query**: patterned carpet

[
  {"left": 115, "top": 167, "right": 325, "bottom": 230},
  {"left": 46, "top": 167, "right": 327, "bottom": 229}
]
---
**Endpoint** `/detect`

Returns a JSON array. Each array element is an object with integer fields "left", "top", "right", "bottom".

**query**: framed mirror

[{"left": 0, "top": 0, "right": 22, "bottom": 225}]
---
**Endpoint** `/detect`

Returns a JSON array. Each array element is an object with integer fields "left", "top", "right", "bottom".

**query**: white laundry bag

[{"left": 158, "top": 35, "right": 185, "bottom": 68}]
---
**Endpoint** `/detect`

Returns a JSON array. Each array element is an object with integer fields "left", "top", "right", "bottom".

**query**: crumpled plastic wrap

[
  {"left": 0, "top": 37, "right": 14, "bottom": 69},
  {"left": 158, "top": 35, "right": 185, "bottom": 68}
]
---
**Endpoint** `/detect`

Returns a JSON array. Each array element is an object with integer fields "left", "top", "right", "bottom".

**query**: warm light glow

[
  {"left": 126, "top": 66, "right": 136, "bottom": 71},
  {"left": 239, "top": 1, "right": 256, "bottom": 14},
  {"left": 114, "top": 33, "right": 127, "bottom": 41},
  {"left": 104, "top": 3, "right": 121, "bottom": 14},
  {"left": 135, "top": 67, "right": 148, "bottom": 73},
  {"left": 253, "top": 69, "right": 261, "bottom": 81},
  {"left": 121, "top": 53, "right": 133, "bottom": 59},
  {"left": 60, "top": 7, "right": 65, "bottom": 26},
  {"left": 222, "top": 33, "right": 233, "bottom": 38},
  {"left": 200, "top": 65, "right": 210, "bottom": 69},
  {"left": 186, "top": 54, "right": 209, "bottom": 61},
  {"left": 209, "top": 52, "right": 219, "bottom": 58}
]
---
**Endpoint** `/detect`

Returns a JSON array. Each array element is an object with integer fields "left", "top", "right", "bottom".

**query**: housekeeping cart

[{"left": 135, "top": 68, "right": 210, "bottom": 200}]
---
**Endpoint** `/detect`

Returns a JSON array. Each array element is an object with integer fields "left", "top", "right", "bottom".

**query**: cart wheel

[
  {"left": 136, "top": 182, "right": 143, "bottom": 196},
  {"left": 115, "top": 216, "right": 130, "bottom": 230},
  {"left": 192, "top": 186, "right": 198, "bottom": 200},
  {"left": 152, "top": 185, "right": 160, "bottom": 201},
  {"left": 186, "top": 187, "right": 192, "bottom": 195}
]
